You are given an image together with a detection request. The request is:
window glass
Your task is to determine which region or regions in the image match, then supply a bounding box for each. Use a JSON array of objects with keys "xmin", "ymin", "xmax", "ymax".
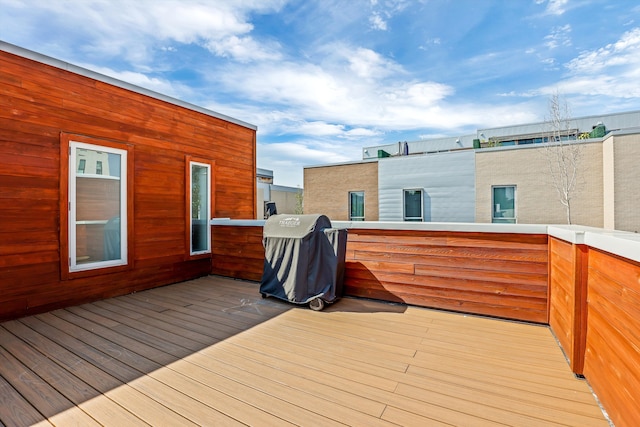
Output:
[
  {"xmin": 492, "ymin": 186, "xmax": 516, "ymax": 223},
  {"xmin": 349, "ymin": 191, "xmax": 365, "ymax": 221},
  {"xmin": 404, "ymin": 189, "xmax": 423, "ymax": 221},
  {"xmin": 191, "ymin": 162, "xmax": 210, "ymax": 254},
  {"xmin": 69, "ymin": 142, "xmax": 127, "ymax": 271}
]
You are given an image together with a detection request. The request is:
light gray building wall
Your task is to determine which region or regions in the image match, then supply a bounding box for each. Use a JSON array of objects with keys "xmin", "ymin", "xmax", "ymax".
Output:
[{"xmin": 378, "ymin": 150, "xmax": 475, "ymax": 222}]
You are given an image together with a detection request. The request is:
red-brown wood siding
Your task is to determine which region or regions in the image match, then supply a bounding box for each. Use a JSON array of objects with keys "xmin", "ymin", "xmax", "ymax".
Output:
[
  {"xmin": 0, "ymin": 49, "xmax": 256, "ymax": 320},
  {"xmin": 583, "ymin": 248, "xmax": 640, "ymax": 427},
  {"xmin": 548, "ymin": 237, "xmax": 588, "ymax": 374},
  {"xmin": 345, "ymin": 229, "xmax": 549, "ymax": 323},
  {"xmin": 211, "ymin": 225, "xmax": 264, "ymax": 282}
]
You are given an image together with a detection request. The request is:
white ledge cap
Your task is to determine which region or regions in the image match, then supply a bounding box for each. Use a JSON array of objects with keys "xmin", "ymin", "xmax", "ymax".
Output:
[
  {"xmin": 331, "ymin": 221, "xmax": 548, "ymax": 234},
  {"xmin": 548, "ymin": 225, "xmax": 640, "ymax": 263},
  {"xmin": 584, "ymin": 230, "xmax": 640, "ymax": 263}
]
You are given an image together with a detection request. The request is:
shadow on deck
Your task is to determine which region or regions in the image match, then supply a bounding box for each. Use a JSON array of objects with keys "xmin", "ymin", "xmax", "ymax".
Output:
[{"xmin": 0, "ymin": 275, "xmax": 608, "ymax": 426}]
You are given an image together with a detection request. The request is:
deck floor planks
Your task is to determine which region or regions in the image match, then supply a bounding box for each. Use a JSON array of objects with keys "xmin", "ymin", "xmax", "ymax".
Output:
[
  {"xmin": 0, "ymin": 354, "xmax": 56, "ymax": 427},
  {"xmin": 166, "ymin": 353, "xmax": 393, "ymax": 426},
  {"xmin": 18, "ymin": 315, "xmax": 257, "ymax": 425},
  {"xmin": 215, "ymin": 336, "xmax": 528, "ymax": 426},
  {"xmin": 120, "ymin": 292, "xmax": 252, "ymax": 335},
  {"xmin": 0, "ymin": 333, "xmax": 104, "ymax": 426},
  {"xmin": 188, "ymin": 346, "xmax": 388, "ymax": 419},
  {"xmin": 397, "ymin": 376, "xmax": 605, "ymax": 424},
  {"xmin": 228, "ymin": 310, "xmax": 599, "ymax": 425},
  {"xmin": 3, "ymin": 317, "xmax": 200, "ymax": 427},
  {"xmin": 0, "ymin": 275, "xmax": 609, "ymax": 426}
]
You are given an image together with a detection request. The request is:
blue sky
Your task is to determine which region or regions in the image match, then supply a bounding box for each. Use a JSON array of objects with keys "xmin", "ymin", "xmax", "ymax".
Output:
[{"xmin": 2, "ymin": 0, "xmax": 640, "ymax": 187}]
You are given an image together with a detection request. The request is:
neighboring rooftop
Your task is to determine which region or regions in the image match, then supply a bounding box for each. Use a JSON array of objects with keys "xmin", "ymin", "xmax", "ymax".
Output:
[{"xmin": 362, "ymin": 109, "xmax": 640, "ymax": 159}]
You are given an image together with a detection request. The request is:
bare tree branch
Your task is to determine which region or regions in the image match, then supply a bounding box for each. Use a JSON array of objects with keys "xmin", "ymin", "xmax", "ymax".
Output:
[{"xmin": 543, "ymin": 92, "xmax": 582, "ymax": 224}]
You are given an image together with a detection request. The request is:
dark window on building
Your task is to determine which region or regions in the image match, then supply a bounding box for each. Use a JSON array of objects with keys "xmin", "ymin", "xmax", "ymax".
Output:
[
  {"xmin": 403, "ymin": 189, "xmax": 423, "ymax": 221},
  {"xmin": 349, "ymin": 191, "xmax": 365, "ymax": 221},
  {"xmin": 492, "ymin": 185, "xmax": 516, "ymax": 223}
]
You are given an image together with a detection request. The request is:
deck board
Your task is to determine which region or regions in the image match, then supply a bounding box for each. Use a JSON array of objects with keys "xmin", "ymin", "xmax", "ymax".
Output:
[{"xmin": 0, "ymin": 275, "xmax": 609, "ymax": 426}]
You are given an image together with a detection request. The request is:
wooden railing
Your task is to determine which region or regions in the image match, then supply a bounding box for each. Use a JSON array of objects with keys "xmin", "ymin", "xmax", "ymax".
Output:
[
  {"xmin": 210, "ymin": 219, "xmax": 640, "ymax": 427},
  {"xmin": 336, "ymin": 223, "xmax": 549, "ymax": 323},
  {"xmin": 547, "ymin": 226, "xmax": 640, "ymax": 427}
]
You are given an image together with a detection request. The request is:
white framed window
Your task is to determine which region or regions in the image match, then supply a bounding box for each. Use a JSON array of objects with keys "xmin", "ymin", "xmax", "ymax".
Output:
[
  {"xmin": 190, "ymin": 161, "xmax": 211, "ymax": 255},
  {"xmin": 69, "ymin": 141, "xmax": 127, "ymax": 271},
  {"xmin": 492, "ymin": 185, "xmax": 516, "ymax": 223},
  {"xmin": 403, "ymin": 189, "xmax": 423, "ymax": 222},
  {"xmin": 349, "ymin": 191, "xmax": 365, "ymax": 221}
]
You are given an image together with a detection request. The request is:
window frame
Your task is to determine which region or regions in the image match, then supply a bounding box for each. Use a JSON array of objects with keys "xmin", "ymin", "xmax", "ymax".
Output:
[
  {"xmin": 403, "ymin": 189, "xmax": 424, "ymax": 222},
  {"xmin": 60, "ymin": 133, "xmax": 134, "ymax": 280},
  {"xmin": 491, "ymin": 185, "xmax": 517, "ymax": 224},
  {"xmin": 185, "ymin": 156, "xmax": 215, "ymax": 258},
  {"xmin": 348, "ymin": 191, "xmax": 365, "ymax": 221}
]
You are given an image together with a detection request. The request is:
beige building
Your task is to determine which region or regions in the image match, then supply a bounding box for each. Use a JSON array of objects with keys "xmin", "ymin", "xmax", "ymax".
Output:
[
  {"xmin": 475, "ymin": 132, "xmax": 639, "ymax": 231},
  {"xmin": 304, "ymin": 161, "xmax": 378, "ymax": 221},
  {"xmin": 475, "ymin": 141, "xmax": 604, "ymax": 227},
  {"xmin": 603, "ymin": 131, "xmax": 640, "ymax": 232}
]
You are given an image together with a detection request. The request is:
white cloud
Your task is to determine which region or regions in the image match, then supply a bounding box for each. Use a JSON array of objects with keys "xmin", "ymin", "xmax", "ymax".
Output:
[
  {"xmin": 221, "ymin": 61, "xmax": 456, "ymax": 128},
  {"xmin": 203, "ymin": 38, "xmax": 548, "ymax": 146},
  {"xmin": 368, "ymin": 0, "xmax": 414, "ymax": 31},
  {"xmin": 346, "ymin": 47, "xmax": 404, "ymax": 80},
  {"xmin": 566, "ymin": 27, "xmax": 640, "ymax": 74},
  {"xmin": 260, "ymin": 141, "xmax": 353, "ymax": 165},
  {"xmin": 419, "ymin": 38, "xmax": 441, "ymax": 50},
  {"xmin": 369, "ymin": 12, "xmax": 387, "ymax": 30},
  {"xmin": 526, "ymin": 27, "xmax": 640, "ymax": 106},
  {"xmin": 542, "ymin": 58, "xmax": 557, "ymax": 68},
  {"xmin": 544, "ymin": 0, "xmax": 569, "ymax": 16},
  {"xmin": 77, "ymin": 63, "xmax": 189, "ymax": 98},
  {"xmin": 344, "ymin": 127, "xmax": 381, "ymax": 138},
  {"xmin": 554, "ymin": 27, "xmax": 640, "ymax": 98},
  {"xmin": 1, "ymin": 0, "xmax": 286, "ymax": 63},
  {"xmin": 291, "ymin": 121, "xmax": 347, "ymax": 137},
  {"xmin": 226, "ymin": 62, "xmax": 351, "ymax": 112},
  {"xmin": 257, "ymin": 140, "xmax": 362, "ymax": 186},
  {"xmin": 205, "ymin": 35, "xmax": 282, "ymax": 63},
  {"xmin": 544, "ymin": 24, "xmax": 572, "ymax": 50},
  {"xmin": 560, "ymin": 75, "xmax": 640, "ymax": 98}
]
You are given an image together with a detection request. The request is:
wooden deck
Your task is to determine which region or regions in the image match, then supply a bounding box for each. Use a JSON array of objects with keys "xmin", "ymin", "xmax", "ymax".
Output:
[{"xmin": 0, "ymin": 276, "xmax": 608, "ymax": 426}]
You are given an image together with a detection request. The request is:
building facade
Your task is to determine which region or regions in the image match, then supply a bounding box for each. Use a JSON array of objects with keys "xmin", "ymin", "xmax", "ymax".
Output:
[
  {"xmin": 304, "ymin": 161, "xmax": 378, "ymax": 221},
  {"xmin": 378, "ymin": 150, "xmax": 475, "ymax": 222},
  {"xmin": 256, "ymin": 168, "xmax": 302, "ymax": 218},
  {"xmin": 475, "ymin": 141, "xmax": 604, "ymax": 226},
  {"xmin": 304, "ymin": 111, "xmax": 640, "ymax": 232}
]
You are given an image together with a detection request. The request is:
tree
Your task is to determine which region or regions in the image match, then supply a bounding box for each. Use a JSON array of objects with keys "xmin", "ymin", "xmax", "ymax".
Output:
[
  {"xmin": 294, "ymin": 187, "xmax": 304, "ymax": 214},
  {"xmin": 544, "ymin": 93, "xmax": 582, "ymax": 225}
]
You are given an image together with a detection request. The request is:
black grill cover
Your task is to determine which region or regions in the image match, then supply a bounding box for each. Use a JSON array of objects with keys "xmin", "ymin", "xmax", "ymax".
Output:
[{"xmin": 261, "ymin": 214, "xmax": 346, "ymax": 304}]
